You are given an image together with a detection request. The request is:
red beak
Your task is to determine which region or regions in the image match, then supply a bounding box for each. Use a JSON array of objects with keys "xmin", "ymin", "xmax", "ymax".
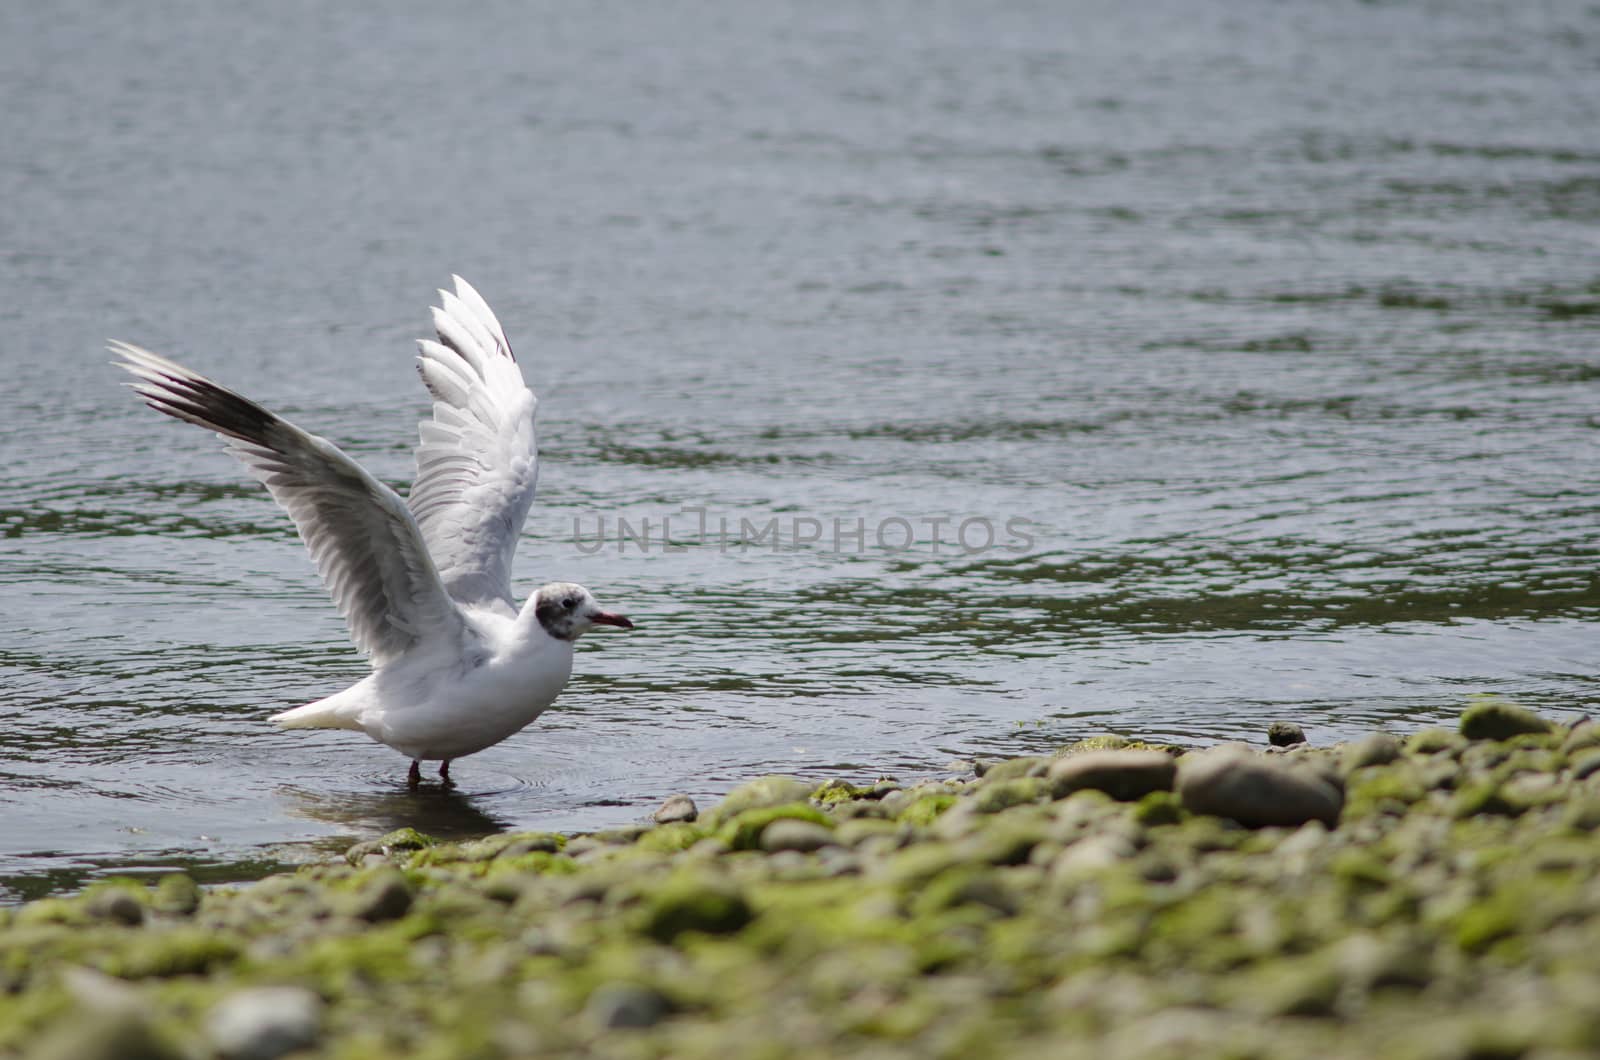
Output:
[{"xmin": 592, "ymin": 611, "xmax": 634, "ymax": 630}]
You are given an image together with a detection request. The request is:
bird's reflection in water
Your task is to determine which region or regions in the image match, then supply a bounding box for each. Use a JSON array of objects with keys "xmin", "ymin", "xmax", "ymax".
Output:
[{"xmin": 280, "ymin": 782, "xmax": 514, "ymax": 844}]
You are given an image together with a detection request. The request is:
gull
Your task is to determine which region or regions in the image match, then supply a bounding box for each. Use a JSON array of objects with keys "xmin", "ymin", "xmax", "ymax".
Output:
[{"xmin": 112, "ymin": 276, "xmax": 633, "ymax": 788}]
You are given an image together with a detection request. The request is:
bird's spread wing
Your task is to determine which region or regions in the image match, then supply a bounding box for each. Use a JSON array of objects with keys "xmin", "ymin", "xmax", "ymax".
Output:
[
  {"xmin": 113, "ymin": 341, "xmax": 466, "ymax": 664},
  {"xmin": 408, "ymin": 276, "xmax": 539, "ymax": 614}
]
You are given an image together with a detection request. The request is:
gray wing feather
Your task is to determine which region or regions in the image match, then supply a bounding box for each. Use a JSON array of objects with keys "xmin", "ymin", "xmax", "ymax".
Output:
[
  {"xmin": 409, "ymin": 277, "xmax": 539, "ymax": 613},
  {"xmin": 112, "ymin": 341, "xmax": 465, "ymax": 664}
]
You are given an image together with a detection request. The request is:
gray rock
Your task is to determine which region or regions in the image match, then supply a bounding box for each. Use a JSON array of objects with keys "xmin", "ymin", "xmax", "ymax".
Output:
[
  {"xmin": 653, "ymin": 794, "xmax": 699, "ymax": 824},
  {"xmin": 583, "ymin": 983, "xmax": 671, "ymax": 1030},
  {"xmin": 1178, "ymin": 749, "xmax": 1343, "ymax": 828},
  {"xmin": 347, "ymin": 870, "xmax": 413, "ymax": 922},
  {"xmin": 1046, "ymin": 750, "xmax": 1177, "ymax": 801},
  {"xmin": 207, "ymin": 986, "xmax": 323, "ymax": 1060},
  {"xmin": 1344, "ymin": 732, "xmax": 1402, "ymax": 771},
  {"xmin": 85, "ymin": 887, "xmax": 145, "ymax": 926},
  {"xmin": 1267, "ymin": 722, "xmax": 1307, "ymax": 747},
  {"xmin": 759, "ymin": 818, "xmax": 840, "ymax": 853}
]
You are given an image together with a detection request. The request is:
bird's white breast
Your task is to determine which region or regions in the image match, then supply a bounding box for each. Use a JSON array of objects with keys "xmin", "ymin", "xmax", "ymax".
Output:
[{"xmin": 364, "ymin": 617, "xmax": 575, "ymax": 761}]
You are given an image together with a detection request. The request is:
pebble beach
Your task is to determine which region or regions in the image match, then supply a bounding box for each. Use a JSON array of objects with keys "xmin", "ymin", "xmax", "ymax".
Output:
[{"xmin": 6, "ymin": 700, "xmax": 1600, "ymax": 1059}]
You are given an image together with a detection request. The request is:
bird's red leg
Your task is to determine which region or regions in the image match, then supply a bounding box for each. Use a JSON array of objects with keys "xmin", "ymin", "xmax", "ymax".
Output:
[
  {"xmin": 439, "ymin": 760, "xmax": 453, "ymax": 786},
  {"xmin": 407, "ymin": 760, "xmax": 421, "ymax": 788}
]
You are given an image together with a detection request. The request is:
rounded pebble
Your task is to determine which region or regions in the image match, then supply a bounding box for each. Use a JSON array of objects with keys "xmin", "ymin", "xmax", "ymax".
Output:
[
  {"xmin": 653, "ymin": 794, "xmax": 699, "ymax": 824},
  {"xmin": 207, "ymin": 986, "xmax": 323, "ymax": 1060},
  {"xmin": 759, "ymin": 818, "xmax": 839, "ymax": 853},
  {"xmin": 1046, "ymin": 750, "xmax": 1177, "ymax": 801},
  {"xmin": 1267, "ymin": 722, "xmax": 1307, "ymax": 747},
  {"xmin": 1178, "ymin": 750, "xmax": 1344, "ymax": 828}
]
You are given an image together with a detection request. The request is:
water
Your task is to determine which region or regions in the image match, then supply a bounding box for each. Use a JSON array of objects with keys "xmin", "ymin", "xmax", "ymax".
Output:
[{"xmin": 2, "ymin": 0, "xmax": 1597, "ymax": 900}]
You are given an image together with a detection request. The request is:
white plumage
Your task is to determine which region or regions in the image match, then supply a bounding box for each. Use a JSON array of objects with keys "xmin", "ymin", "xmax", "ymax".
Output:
[{"xmin": 113, "ymin": 277, "xmax": 632, "ymax": 786}]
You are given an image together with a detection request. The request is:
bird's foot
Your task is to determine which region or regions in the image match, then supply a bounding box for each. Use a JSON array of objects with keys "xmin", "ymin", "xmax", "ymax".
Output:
[{"xmin": 407, "ymin": 760, "xmax": 421, "ymax": 789}]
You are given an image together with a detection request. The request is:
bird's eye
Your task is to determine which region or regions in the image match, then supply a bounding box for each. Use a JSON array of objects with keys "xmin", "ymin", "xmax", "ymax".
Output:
[{"xmin": 563, "ymin": 596, "xmax": 578, "ymax": 611}]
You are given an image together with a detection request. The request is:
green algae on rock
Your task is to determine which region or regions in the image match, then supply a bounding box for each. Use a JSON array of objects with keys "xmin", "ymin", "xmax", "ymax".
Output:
[{"xmin": 4, "ymin": 709, "xmax": 1600, "ymax": 1058}]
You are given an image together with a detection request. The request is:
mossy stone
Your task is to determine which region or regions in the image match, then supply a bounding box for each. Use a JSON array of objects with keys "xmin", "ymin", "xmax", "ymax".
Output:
[
  {"xmin": 1571, "ymin": 748, "xmax": 1600, "ymax": 781},
  {"xmin": 717, "ymin": 803, "xmax": 832, "ymax": 851},
  {"xmin": 344, "ymin": 827, "xmax": 437, "ymax": 866},
  {"xmin": 1343, "ymin": 732, "xmax": 1402, "ymax": 772},
  {"xmin": 981, "ymin": 756, "xmax": 1050, "ymax": 783},
  {"xmin": 700, "ymin": 776, "xmax": 814, "ymax": 828},
  {"xmin": 759, "ymin": 819, "xmax": 839, "ymax": 853},
  {"xmin": 896, "ymin": 793, "xmax": 957, "ymax": 826},
  {"xmin": 1406, "ymin": 727, "xmax": 1465, "ymax": 756},
  {"xmin": 1456, "ymin": 899, "xmax": 1521, "ymax": 952},
  {"xmin": 1056, "ymin": 735, "xmax": 1131, "ymax": 754},
  {"xmin": 1560, "ymin": 721, "xmax": 1600, "ymax": 754},
  {"xmin": 1460, "ymin": 700, "xmax": 1555, "ymax": 741},
  {"xmin": 973, "ymin": 778, "xmax": 1044, "ymax": 813},
  {"xmin": 345, "ymin": 869, "xmax": 414, "ymax": 922},
  {"xmin": 1267, "ymin": 721, "xmax": 1308, "ymax": 747},
  {"xmin": 83, "ymin": 882, "xmax": 146, "ymax": 926},
  {"xmin": 107, "ymin": 930, "xmax": 239, "ymax": 978},
  {"xmin": 634, "ymin": 875, "xmax": 752, "ymax": 942},
  {"xmin": 1452, "ymin": 781, "xmax": 1527, "ymax": 819},
  {"xmin": 151, "ymin": 874, "xmax": 201, "ymax": 917},
  {"xmin": 1132, "ymin": 790, "xmax": 1185, "ymax": 826},
  {"xmin": 28, "ymin": 1011, "xmax": 185, "ymax": 1060},
  {"xmin": 811, "ymin": 778, "xmax": 874, "ymax": 803},
  {"xmin": 912, "ymin": 867, "xmax": 1018, "ymax": 918}
]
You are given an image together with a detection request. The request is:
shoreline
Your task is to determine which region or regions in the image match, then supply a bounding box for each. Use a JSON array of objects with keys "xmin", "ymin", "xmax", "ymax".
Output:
[{"xmin": 5, "ymin": 699, "xmax": 1599, "ymax": 1058}]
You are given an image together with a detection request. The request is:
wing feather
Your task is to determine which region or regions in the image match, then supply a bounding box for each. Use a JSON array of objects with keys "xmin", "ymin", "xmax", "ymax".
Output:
[
  {"xmin": 112, "ymin": 341, "xmax": 465, "ymax": 664},
  {"xmin": 408, "ymin": 277, "xmax": 538, "ymax": 614}
]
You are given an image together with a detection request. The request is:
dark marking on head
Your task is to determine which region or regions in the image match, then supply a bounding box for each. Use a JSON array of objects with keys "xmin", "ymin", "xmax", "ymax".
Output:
[{"xmin": 535, "ymin": 586, "xmax": 582, "ymax": 641}]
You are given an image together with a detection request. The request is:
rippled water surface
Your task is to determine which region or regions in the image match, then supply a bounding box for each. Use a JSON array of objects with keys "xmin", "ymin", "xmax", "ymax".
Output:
[{"xmin": 3, "ymin": 0, "xmax": 1598, "ymax": 899}]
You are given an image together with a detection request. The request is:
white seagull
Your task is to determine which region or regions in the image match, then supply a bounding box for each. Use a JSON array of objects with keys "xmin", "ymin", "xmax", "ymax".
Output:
[{"xmin": 112, "ymin": 276, "xmax": 633, "ymax": 788}]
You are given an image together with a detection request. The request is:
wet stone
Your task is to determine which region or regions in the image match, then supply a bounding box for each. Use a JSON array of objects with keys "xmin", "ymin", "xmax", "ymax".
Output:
[
  {"xmin": 1178, "ymin": 750, "xmax": 1344, "ymax": 828},
  {"xmin": 1267, "ymin": 722, "xmax": 1307, "ymax": 747},
  {"xmin": 207, "ymin": 986, "xmax": 323, "ymax": 1060},
  {"xmin": 1046, "ymin": 750, "xmax": 1177, "ymax": 802},
  {"xmin": 652, "ymin": 794, "xmax": 698, "ymax": 824}
]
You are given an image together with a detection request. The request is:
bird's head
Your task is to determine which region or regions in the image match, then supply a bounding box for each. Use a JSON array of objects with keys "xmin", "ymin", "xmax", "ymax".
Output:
[{"xmin": 532, "ymin": 582, "xmax": 633, "ymax": 641}]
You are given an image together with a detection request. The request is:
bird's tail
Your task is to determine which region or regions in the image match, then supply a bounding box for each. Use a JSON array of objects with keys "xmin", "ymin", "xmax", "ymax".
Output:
[{"xmin": 270, "ymin": 690, "xmax": 363, "ymax": 731}]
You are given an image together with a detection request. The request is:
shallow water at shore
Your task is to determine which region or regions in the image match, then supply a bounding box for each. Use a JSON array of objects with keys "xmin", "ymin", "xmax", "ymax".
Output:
[{"xmin": 2, "ymin": 0, "xmax": 1598, "ymax": 898}]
